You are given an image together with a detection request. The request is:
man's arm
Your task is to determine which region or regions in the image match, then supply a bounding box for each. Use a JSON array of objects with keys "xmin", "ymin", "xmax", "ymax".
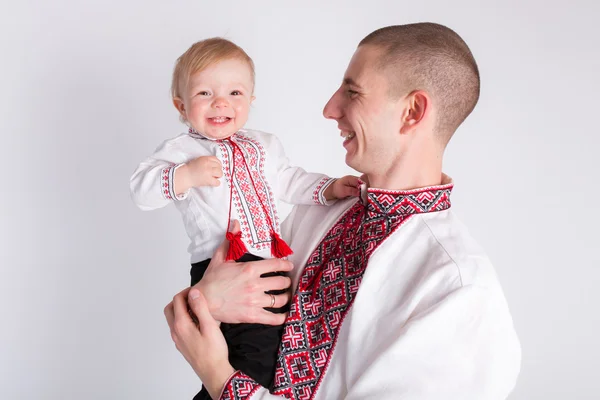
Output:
[
  {"xmin": 216, "ymin": 285, "xmax": 520, "ymax": 400},
  {"xmin": 342, "ymin": 284, "xmax": 521, "ymax": 400}
]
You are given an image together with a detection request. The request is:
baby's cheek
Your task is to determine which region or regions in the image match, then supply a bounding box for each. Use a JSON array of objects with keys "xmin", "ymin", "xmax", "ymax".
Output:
[{"xmin": 234, "ymin": 104, "xmax": 250, "ymax": 116}]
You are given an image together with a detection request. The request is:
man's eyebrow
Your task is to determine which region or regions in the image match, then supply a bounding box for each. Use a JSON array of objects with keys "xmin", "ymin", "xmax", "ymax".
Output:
[{"xmin": 343, "ymin": 77, "xmax": 361, "ymax": 88}]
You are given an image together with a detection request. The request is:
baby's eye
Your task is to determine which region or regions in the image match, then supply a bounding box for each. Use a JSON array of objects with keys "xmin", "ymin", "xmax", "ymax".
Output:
[
  {"xmin": 197, "ymin": 91, "xmax": 210, "ymax": 96},
  {"xmin": 231, "ymin": 90, "xmax": 242, "ymax": 96}
]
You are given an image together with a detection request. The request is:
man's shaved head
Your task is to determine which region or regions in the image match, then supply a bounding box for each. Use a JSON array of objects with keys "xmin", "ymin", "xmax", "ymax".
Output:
[{"xmin": 360, "ymin": 23, "xmax": 480, "ymax": 142}]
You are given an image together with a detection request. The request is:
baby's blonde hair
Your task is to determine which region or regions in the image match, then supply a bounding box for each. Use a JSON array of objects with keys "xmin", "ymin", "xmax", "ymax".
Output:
[{"xmin": 171, "ymin": 37, "xmax": 255, "ymax": 100}]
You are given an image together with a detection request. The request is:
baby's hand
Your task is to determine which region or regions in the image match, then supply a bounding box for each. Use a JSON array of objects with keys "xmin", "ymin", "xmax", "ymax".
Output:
[
  {"xmin": 325, "ymin": 175, "xmax": 361, "ymax": 201},
  {"xmin": 174, "ymin": 156, "xmax": 223, "ymax": 194}
]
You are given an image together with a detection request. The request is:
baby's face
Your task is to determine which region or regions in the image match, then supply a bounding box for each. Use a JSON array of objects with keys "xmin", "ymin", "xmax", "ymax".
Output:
[{"xmin": 178, "ymin": 58, "xmax": 254, "ymax": 139}]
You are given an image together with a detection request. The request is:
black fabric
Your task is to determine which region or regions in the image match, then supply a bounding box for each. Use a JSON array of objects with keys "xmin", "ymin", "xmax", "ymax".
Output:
[{"xmin": 190, "ymin": 254, "xmax": 287, "ymax": 400}]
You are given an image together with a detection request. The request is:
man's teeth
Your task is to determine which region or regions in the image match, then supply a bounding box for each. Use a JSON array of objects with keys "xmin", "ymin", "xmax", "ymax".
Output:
[{"xmin": 344, "ymin": 132, "xmax": 355, "ymax": 140}]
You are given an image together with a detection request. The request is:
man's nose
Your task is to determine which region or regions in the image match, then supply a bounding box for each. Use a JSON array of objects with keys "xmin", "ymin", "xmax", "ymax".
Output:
[{"xmin": 323, "ymin": 89, "xmax": 342, "ymax": 120}]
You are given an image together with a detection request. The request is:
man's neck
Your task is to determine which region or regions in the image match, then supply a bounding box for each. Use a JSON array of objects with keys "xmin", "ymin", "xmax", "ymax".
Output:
[{"xmin": 367, "ymin": 146, "xmax": 444, "ymax": 191}]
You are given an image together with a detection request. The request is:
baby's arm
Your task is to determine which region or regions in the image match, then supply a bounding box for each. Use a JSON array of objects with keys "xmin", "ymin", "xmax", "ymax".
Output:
[
  {"xmin": 129, "ymin": 139, "xmax": 189, "ymax": 210},
  {"xmin": 130, "ymin": 139, "xmax": 222, "ymax": 210},
  {"xmin": 272, "ymin": 137, "xmax": 359, "ymax": 205}
]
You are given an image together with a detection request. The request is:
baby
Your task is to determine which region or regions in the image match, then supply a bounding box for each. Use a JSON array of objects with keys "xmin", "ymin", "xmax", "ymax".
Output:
[{"xmin": 130, "ymin": 38, "xmax": 358, "ymax": 399}]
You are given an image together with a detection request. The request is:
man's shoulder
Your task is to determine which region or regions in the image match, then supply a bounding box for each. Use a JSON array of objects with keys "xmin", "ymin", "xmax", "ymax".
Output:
[
  {"xmin": 415, "ymin": 210, "xmax": 499, "ymax": 288},
  {"xmin": 369, "ymin": 210, "xmax": 512, "ymax": 330}
]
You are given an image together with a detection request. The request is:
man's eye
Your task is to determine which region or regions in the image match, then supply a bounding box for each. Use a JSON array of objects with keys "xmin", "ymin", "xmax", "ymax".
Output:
[
  {"xmin": 347, "ymin": 89, "xmax": 358, "ymax": 97},
  {"xmin": 231, "ymin": 90, "xmax": 242, "ymax": 96}
]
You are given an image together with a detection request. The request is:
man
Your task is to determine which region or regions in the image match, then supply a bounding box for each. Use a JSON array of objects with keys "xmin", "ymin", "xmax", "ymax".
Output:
[{"xmin": 165, "ymin": 22, "xmax": 521, "ymax": 400}]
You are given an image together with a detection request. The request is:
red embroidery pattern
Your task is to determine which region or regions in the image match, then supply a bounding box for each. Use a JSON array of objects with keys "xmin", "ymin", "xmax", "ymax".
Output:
[
  {"xmin": 221, "ymin": 372, "xmax": 262, "ymax": 400},
  {"xmin": 312, "ymin": 177, "xmax": 334, "ymax": 205},
  {"xmin": 221, "ymin": 185, "xmax": 453, "ymax": 400},
  {"xmin": 161, "ymin": 164, "xmax": 176, "ymax": 200},
  {"xmin": 219, "ymin": 134, "xmax": 280, "ymax": 251}
]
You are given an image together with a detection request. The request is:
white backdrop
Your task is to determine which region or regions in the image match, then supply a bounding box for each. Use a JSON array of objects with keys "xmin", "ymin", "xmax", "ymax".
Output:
[{"xmin": 1, "ymin": 1, "xmax": 598, "ymax": 399}]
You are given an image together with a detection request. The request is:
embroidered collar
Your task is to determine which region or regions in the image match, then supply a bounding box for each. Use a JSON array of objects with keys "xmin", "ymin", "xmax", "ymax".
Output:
[
  {"xmin": 188, "ymin": 127, "xmax": 239, "ymax": 141},
  {"xmin": 362, "ymin": 174, "xmax": 454, "ymax": 218}
]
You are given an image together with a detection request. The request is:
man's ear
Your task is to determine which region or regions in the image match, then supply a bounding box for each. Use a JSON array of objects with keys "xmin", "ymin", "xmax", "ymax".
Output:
[
  {"xmin": 173, "ymin": 97, "xmax": 186, "ymax": 119},
  {"xmin": 400, "ymin": 90, "xmax": 429, "ymax": 134}
]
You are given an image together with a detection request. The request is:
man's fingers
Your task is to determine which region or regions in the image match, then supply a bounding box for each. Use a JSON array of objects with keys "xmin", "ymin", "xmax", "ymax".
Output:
[
  {"xmin": 263, "ymin": 291, "xmax": 291, "ymax": 309},
  {"xmin": 259, "ymin": 275, "xmax": 292, "ymax": 292},
  {"xmin": 254, "ymin": 258, "xmax": 293, "ymax": 276},
  {"xmin": 188, "ymin": 289, "xmax": 218, "ymax": 333},
  {"xmin": 172, "ymin": 288, "xmax": 192, "ymax": 322},
  {"xmin": 168, "ymin": 288, "xmax": 197, "ymax": 340},
  {"xmin": 164, "ymin": 302, "xmax": 175, "ymax": 331}
]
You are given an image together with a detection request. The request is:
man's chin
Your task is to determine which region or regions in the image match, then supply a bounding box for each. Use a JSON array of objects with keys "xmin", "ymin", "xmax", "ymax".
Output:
[{"xmin": 345, "ymin": 154, "xmax": 360, "ymax": 171}]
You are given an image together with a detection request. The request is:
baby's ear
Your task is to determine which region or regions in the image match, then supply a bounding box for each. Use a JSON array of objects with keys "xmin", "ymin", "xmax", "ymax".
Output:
[
  {"xmin": 172, "ymin": 97, "xmax": 186, "ymax": 117},
  {"xmin": 251, "ymin": 95, "xmax": 256, "ymax": 103}
]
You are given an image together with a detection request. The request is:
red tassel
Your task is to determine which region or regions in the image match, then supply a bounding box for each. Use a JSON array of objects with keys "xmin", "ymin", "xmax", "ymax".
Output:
[
  {"xmin": 226, "ymin": 231, "xmax": 247, "ymax": 261},
  {"xmin": 271, "ymin": 232, "xmax": 293, "ymax": 258}
]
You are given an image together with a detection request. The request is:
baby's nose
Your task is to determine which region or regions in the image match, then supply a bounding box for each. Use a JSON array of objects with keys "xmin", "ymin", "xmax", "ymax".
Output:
[{"xmin": 212, "ymin": 96, "xmax": 229, "ymax": 108}]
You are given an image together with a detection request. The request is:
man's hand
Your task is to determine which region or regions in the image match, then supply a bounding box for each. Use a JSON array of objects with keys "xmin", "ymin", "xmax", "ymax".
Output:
[
  {"xmin": 324, "ymin": 175, "xmax": 361, "ymax": 201},
  {"xmin": 165, "ymin": 288, "xmax": 235, "ymax": 399},
  {"xmin": 174, "ymin": 156, "xmax": 223, "ymax": 195},
  {"xmin": 196, "ymin": 221, "xmax": 293, "ymax": 325}
]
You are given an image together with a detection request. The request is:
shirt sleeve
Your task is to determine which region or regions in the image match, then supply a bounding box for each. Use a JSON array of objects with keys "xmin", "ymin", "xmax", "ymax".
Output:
[
  {"xmin": 271, "ymin": 136, "xmax": 336, "ymax": 206},
  {"xmin": 218, "ymin": 372, "xmax": 279, "ymax": 400},
  {"xmin": 342, "ymin": 285, "xmax": 521, "ymax": 400},
  {"xmin": 129, "ymin": 138, "xmax": 191, "ymax": 210}
]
